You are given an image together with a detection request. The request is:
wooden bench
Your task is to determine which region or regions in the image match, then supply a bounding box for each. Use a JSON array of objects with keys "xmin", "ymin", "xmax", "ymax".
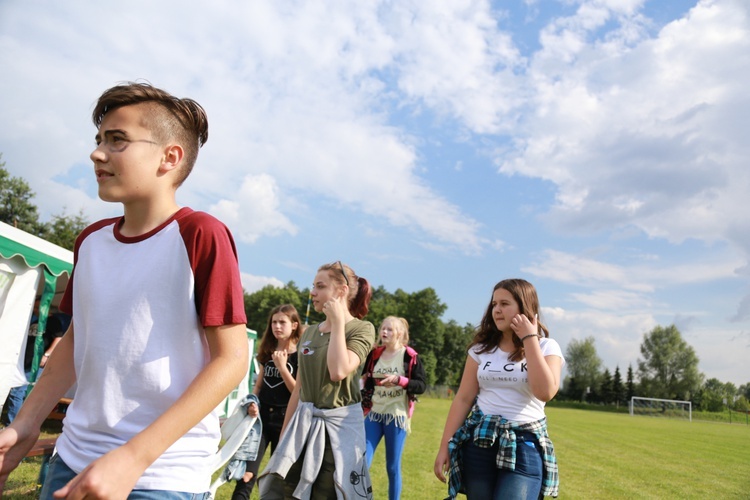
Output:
[
  {"xmin": 25, "ymin": 437, "xmax": 58, "ymax": 458},
  {"xmin": 48, "ymin": 398, "xmax": 72, "ymax": 421}
]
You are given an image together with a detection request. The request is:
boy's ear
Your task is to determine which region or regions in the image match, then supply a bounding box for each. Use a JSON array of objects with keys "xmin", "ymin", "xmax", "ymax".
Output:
[{"xmin": 160, "ymin": 144, "xmax": 184, "ymax": 173}]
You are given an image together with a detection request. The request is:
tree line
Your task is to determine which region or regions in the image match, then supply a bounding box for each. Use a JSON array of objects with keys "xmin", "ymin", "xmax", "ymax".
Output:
[{"xmin": 561, "ymin": 325, "xmax": 750, "ymax": 413}]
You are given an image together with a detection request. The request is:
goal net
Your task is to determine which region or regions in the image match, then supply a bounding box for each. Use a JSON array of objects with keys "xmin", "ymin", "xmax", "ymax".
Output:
[{"xmin": 630, "ymin": 396, "xmax": 692, "ymax": 422}]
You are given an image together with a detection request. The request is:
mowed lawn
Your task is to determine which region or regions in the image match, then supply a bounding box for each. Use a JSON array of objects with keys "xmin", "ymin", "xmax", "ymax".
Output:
[{"xmin": 4, "ymin": 398, "xmax": 749, "ymax": 499}]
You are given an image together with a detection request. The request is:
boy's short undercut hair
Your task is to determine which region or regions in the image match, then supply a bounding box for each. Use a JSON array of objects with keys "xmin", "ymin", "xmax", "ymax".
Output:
[{"xmin": 93, "ymin": 82, "xmax": 209, "ymax": 186}]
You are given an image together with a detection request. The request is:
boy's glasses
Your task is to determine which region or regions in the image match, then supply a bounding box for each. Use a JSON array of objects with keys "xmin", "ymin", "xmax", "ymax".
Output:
[
  {"xmin": 96, "ymin": 137, "xmax": 158, "ymax": 153},
  {"xmin": 337, "ymin": 260, "xmax": 349, "ymax": 287}
]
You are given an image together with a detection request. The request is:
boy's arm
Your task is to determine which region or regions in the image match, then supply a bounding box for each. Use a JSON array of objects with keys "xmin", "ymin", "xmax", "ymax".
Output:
[
  {"xmin": 0, "ymin": 324, "xmax": 77, "ymax": 493},
  {"xmin": 53, "ymin": 323, "xmax": 249, "ymax": 500}
]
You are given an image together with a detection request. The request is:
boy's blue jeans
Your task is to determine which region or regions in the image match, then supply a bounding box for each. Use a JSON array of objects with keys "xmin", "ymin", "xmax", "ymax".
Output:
[
  {"xmin": 364, "ymin": 416, "xmax": 408, "ymax": 500},
  {"xmin": 461, "ymin": 431, "xmax": 543, "ymax": 500},
  {"xmin": 40, "ymin": 453, "xmax": 210, "ymax": 500},
  {"xmin": 4, "ymin": 385, "xmax": 27, "ymax": 424}
]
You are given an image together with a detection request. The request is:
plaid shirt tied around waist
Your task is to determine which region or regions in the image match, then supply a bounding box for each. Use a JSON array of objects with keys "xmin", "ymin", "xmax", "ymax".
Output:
[{"xmin": 446, "ymin": 404, "xmax": 559, "ymax": 499}]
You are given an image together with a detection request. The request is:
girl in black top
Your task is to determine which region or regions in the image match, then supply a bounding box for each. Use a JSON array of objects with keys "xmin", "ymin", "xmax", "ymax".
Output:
[{"xmin": 232, "ymin": 304, "xmax": 302, "ymax": 500}]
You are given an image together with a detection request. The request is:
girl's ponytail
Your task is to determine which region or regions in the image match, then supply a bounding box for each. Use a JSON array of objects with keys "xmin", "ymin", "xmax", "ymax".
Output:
[{"xmin": 349, "ymin": 276, "xmax": 372, "ymax": 319}]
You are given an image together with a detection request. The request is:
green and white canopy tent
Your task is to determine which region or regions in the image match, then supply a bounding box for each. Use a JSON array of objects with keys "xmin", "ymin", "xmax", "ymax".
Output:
[{"xmin": 0, "ymin": 221, "xmax": 73, "ymax": 408}]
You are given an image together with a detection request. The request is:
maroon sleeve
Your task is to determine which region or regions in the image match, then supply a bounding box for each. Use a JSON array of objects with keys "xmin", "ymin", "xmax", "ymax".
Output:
[{"xmin": 177, "ymin": 211, "xmax": 247, "ymax": 327}]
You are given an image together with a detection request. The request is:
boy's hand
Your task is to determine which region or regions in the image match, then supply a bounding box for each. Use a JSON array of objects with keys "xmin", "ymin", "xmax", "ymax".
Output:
[
  {"xmin": 0, "ymin": 424, "xmax": 41, "ymax": 493},
  {"xmin": 53, "ymin": 445, "xmax": 145, "ymax": 500},
  {"xmin": 247, "ymin": 402, "xmax": 259, "ymax": 418}
]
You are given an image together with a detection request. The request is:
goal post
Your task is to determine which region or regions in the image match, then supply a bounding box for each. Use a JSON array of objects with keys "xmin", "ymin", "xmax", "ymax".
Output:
[{"xmin": 629, "ymin": 396, "xmax": 692, "ymax": 422}]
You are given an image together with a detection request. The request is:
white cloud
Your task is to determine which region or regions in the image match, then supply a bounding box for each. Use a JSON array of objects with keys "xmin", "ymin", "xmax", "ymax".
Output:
[
  {"xmin": 502, "ymin": 0, "xmax": 750, "ymax": 252},
  {"xmin": 240, "ymin": 272, "xmax": 284, "ymax": 294},
  {"xmin": 729, "ymin": 292, "xmax": 750, "ymax": 322},
  {"xmin": 523, "ymin": 250, "xmax": 654, "ymax": 292},
  {"xmin": 570, "ymin": 289, "xmax": 654, "ymax": 311},
  {"xmin": 677, "ymin": 323, "xmax": 750, "ymax": 385},
  {"xmin": 384, "ymin": 1, "xmax": 526, "ymax": 134},
  {"xmin": 209, "ymin": 174, "xmax": 298, "ymax": 245},
  {"xmin": 543, "ymin": 305, "xmax": 655, "ymax": 374},
  {"xmin": 525, "ymin": 249, "xmax": 743, "ymax": 291},
  {"xmin": 0, "ymin": 0, "xmax": 487, "ymax": 254}
]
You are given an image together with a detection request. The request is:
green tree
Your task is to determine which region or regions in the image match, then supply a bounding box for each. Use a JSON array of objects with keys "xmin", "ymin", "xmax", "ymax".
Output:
[
  {"xmin": 563, "ymin": 337, "xmax": 602, "ymax": 401},
  {"xmin": 400, "ymin": 287, "xmax": 446, "ymax": 384},
  {"xmin": 612, "ymin": 365, "xmax": 624, "ymax": 407},
  {"xmin": 626, "ymin": 364, "xmax": 636, "ymax": 402},
  {"xmin": 738, "ymin": 383, "xmax": 750, "ymax": 401},
  {"xmin": 42, "ymin": 209, "xmax": 89, "ymax": 250},
  {"xmin": 600, "ymin": 368, "xmax": 614, "ymax": 404},
  {"xmin": 243, "ymin": 282, "xmax": 304, "ymax": 333},
  {"xmin": 0, "ymin": 155, "xmax": 44, "ymax": 234},
  {"xmin": 402, "ymin": 287, "xmax": 447, "ymax": 355},
  {"xmin": 697, "ymin": 378, "xmax": 736, "ymax": 412},
  {"xmin": 366, "ymin": 285, "xmax": 449, "ymax": 384},
  {"xmin": 637, "ymin": 324, "xmax": 703, "ymax": 401},
  {"xmin": 436, "ymin": 320, "xmax": 474, "ymax": 386},
  {"xmin": 366, "ymin": 285, "xmax": 401, "ymax": 327},
  {"xmin": 734, "ymin": 396, "xmax": 749, "ymax": 412}
]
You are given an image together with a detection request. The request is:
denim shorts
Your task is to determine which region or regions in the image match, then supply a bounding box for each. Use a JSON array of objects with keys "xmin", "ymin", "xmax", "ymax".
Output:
[{"xmin": 40, "ymin": 453, "xmax": 210, "ymax": 500}]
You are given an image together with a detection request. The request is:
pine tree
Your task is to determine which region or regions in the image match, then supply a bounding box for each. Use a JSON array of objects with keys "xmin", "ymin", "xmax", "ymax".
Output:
[
  {"xmin": 626, "ymin": 364, "xmax": 636, "ymax": 402},
  {"xmin": 601, "ymin": 368, "xmax": 614, "ymax": 404},
  {"xmin": 613, "ymin": 365, "xmax": 624, "ymax": 407}
]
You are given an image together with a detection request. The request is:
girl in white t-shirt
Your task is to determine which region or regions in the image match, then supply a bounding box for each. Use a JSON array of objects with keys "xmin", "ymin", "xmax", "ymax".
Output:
[{"xmin": 434, "ymin": 279, "xmax": 565, "ymax": 499}]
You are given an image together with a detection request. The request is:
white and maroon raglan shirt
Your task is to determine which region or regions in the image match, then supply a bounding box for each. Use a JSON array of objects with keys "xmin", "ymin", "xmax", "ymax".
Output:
[{"xmin": 57, "ymin": 207, "xmax": 247, "ymax": 492}]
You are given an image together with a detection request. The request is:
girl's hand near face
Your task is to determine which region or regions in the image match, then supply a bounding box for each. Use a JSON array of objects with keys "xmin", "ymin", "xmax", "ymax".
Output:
[
  {"xmin": 510, "ymin": 313, "xmax": 537, "ymax": 338},
  {"xmin": 322, "ymin": 292, "xmax": 348, "ymax": 325}
]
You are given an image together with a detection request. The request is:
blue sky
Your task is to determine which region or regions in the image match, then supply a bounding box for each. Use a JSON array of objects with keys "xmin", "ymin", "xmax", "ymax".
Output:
[{"xmin": 1, "ymin": 0, "xmax": 748, "ymax": 387}]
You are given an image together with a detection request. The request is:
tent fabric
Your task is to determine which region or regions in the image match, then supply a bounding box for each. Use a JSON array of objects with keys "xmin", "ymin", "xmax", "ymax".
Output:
[
  {"xmin": 0, "ymin": 222, "xmax": 73, "ymax": 409},
  {"xmin": 0, "ymin": 258, "xmax": 42, "ymax": 404},
  {"xmin": 0, "ymin": 222, "xmax": 73, "ymax": 277}
]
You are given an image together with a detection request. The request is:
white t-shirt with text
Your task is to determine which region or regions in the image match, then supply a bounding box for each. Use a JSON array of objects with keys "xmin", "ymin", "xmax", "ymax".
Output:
[{"xmin": 469, "ymin": 337, "xmax": 565, "ymax": 422}]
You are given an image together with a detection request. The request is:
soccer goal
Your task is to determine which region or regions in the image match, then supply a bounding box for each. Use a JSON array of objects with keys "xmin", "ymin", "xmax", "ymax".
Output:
[{"xmin": 630, "ymin": 396, "xmax": 692, "ymax": 422}]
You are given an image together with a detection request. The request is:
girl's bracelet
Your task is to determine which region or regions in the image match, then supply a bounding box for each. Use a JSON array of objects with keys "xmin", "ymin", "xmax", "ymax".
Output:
[{"xmin": 519, "ymin": 333, "xmax": 541, "ymax": 343}]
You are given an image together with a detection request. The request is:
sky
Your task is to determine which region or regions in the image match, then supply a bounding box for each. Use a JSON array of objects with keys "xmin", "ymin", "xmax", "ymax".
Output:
[{"xmin": 1, "ymin": 0, "xmax": 748, "ymax": 387}]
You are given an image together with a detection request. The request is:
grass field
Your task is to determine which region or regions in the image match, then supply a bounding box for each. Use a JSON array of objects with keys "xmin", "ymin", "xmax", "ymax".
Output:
[{"xmin": 4, "ymin": 398, "xmax": 749, "ymax": 499}]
